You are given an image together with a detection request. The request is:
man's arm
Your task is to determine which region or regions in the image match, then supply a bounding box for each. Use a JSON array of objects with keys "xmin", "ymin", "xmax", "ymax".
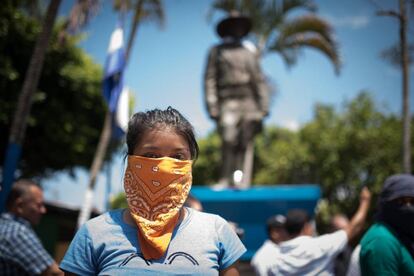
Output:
[
  {"xmin": 249, "ymin": 53, "xmax": 270, "ymax": 118},
  {"xmin": 344, "ymin": 187, "xmax": 371, "ymax": 241}
]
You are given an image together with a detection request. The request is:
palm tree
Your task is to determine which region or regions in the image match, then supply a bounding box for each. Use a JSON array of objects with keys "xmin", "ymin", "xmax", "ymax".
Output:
[
  {"xmin": 77, "ymin": 0, "xmax": 165, "ymax": 226},
  {"xmin": 210, "ymin": 0, "xmax": 340, "ymax": 72},
  {"xmin": 1, "ymin": 0, "xmax": 98, "ymax": 211},
  {"xmin": 114, "ymin": 0, "xmax": 165, "ymax": 61}
]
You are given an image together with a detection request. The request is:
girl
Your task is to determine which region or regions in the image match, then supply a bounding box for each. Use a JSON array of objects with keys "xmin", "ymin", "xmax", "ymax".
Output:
[{"xmin": 60, "ymin": 107, "xmax": 246, "ymax": 275}]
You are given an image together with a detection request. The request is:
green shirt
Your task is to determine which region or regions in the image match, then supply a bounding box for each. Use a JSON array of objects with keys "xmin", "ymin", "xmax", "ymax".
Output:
[{"xmin": 360, "ymin": 223, "xmax": 414, "ymax": 276}]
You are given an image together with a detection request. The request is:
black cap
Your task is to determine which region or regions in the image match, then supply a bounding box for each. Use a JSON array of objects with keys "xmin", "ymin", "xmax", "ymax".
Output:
[{"xmin": 380, "ymin": 174, "xmax": 414, "ymax": 203}]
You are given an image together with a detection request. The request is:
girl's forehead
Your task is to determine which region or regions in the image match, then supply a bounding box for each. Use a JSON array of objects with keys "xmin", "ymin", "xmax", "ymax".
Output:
[
  {"xmin": 143, "ymin": 127, "xmax": 177, "ymax": 137},
  {"xmin": 149, "ymin": 124, "xmax": 174, "ymax": 133},
  {"xmin": 139, "ymin": 128, "xmax": 187, "ymax": 145}
]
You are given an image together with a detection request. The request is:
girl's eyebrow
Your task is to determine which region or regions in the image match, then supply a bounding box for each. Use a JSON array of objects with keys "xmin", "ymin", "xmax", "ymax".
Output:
[
  {"xmin": 175, "ymin": 148, "xmax": 190, "ymax": 152},
  {"xmin": 140, "ymin": 145, "xmax": 158, "ymax": 149},
  {"xmin": 140, "ymin": 145, "xmax": 190, "ymax": 152}
]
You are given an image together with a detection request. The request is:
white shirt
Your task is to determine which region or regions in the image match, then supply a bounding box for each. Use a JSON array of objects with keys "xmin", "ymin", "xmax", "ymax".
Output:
[
  {"xmin": 251, "ymin": 240, "xmax": 280, "ymax": 276},
  {"xmin": 346, "ymin": 244, "xmax": 361, "ymax": 276},
  {"xmin": 269, "ymin": 230, "xmax": 348, "ymax": 276}
]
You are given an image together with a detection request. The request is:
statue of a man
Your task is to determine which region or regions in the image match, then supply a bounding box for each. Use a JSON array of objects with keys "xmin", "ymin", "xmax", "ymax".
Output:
[{"xmin": 204, "ymin": 12, "xmax": 270, "ymax": 187}]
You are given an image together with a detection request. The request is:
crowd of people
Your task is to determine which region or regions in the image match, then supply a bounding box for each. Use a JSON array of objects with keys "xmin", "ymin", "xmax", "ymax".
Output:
[
  {"xmin": 0, "ymin": 107, "xmax": 413, "ymax": 275},
  {"xmin": 251, "ymin": 186, "xmax": 371, "ymax": 275},
  {"xmin": 251, "ymin": 174, "xmax": 414, "ymax": 276}
]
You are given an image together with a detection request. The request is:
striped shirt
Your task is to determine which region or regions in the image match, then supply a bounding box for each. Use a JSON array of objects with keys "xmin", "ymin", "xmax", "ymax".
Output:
[{"xmin": 0, "ymin": 212, "xmax": 53, "ymax": 275}]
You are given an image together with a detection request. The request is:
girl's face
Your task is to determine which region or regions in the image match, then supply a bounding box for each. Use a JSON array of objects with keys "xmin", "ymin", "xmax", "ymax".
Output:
[{"xmin": 133, "ymin": 128, "xmax": 191, "ymax": 161}]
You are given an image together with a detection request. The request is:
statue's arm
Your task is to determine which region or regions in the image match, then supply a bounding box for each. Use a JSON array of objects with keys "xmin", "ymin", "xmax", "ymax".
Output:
[
  {"xmin": 251, "ymin": 56, "xmax": 270, "ymax": 117},
  {"xmin": 204, "ymin": 47, "xmax": 220, "ymax": 120}
]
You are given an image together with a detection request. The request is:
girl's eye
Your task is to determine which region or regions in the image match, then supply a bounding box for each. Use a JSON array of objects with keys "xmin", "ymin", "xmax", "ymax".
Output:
[
  {"xmin": 171, "ymin": 153, "xmax": 187, "ymax": 160},
  {"xmin": 142, "ymin": 153, "xmax": 160, "ymax": 159}
]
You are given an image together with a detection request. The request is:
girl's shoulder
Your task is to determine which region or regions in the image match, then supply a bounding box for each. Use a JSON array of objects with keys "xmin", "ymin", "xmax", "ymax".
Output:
[
  {"xmin": 184, "ymin": 207, "xmax": 229, "ymax": 229},
  {"xmin": 83, "ymin": 209, "xmax": 133, "ymax": 235}
]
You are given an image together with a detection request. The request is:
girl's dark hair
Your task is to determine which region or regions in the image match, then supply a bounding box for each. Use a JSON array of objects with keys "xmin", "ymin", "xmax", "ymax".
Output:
[{"xmin": 126, "ymin": 107, "xmax": 199, "ymax": 160}]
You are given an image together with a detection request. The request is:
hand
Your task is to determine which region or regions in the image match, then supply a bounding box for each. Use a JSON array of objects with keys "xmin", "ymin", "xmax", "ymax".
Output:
[
  {"xmin": 359, "ymin": 187, "xmax": 371, "ymax": 203},
  {"xmin": 209, "ymin": 109, "xmax": 219, "ymax": 120}
]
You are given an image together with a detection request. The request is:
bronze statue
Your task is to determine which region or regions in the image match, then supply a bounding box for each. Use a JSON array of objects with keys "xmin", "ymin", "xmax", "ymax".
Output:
[{"xmin": 204, "ymin": 12, "xmax": 270, "ymax": 187}]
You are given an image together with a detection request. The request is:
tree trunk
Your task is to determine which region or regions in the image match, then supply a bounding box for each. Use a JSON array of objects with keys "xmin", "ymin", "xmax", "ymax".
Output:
[
  {"xmin": 125, "ymin": 0, "xmax": 143, "ymax": 62},
  {"xmin": 1, "ymin": 0, "xmax": 62, "ymax": 211},
  {"xmin": 9, "ymin": 0, "xmax": 61, "ymax": 144},
  {"xmin": 400, "ymin": 0, "xmax": 411, "ymax": 173}
]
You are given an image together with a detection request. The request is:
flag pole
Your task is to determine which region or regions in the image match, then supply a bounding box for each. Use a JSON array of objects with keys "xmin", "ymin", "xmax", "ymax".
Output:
[
  {"xmin": 77, "ymin": 110, "xmax": 112, "ymax": 227},
  {"xmin": 77, "ymin": 16, "xmax": 126, "ymax": 228}
]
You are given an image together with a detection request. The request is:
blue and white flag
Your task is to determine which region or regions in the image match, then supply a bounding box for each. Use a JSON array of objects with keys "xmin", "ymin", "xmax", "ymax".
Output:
[
  {"xmin": 112, "ymin": 86, "xmax": 130, "ymax": 138},
  {"xmin": 103, "ymin": 20, "xmax": 126, "ymax": 113}
]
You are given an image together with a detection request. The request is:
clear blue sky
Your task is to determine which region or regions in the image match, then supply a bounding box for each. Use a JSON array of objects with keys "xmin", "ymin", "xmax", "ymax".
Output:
[{"xmin": 43, "ymin": 0, "xmax": 414, "ymax": 211}]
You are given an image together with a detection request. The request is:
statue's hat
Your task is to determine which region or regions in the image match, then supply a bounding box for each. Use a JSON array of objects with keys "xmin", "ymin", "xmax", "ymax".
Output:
[{"xmin": 216, "ymin": 11, "xmax": 252, "ymax": 38}]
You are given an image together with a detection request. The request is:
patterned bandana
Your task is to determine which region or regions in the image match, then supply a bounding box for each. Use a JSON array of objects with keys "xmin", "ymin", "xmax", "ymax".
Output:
[{"xmin": 124, "ymin": 155, "xmax": 193, "ymax": 260}]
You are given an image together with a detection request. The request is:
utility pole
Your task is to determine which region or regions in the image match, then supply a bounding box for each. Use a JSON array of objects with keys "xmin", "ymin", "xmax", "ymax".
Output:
[{"xmin": 377, "ymin": 0, "xmax": 411, "ymax": 173}]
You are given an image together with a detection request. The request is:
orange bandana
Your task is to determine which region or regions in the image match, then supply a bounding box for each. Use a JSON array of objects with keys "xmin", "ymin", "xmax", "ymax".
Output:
[{"xmin": 124, "ymin": 155, "xmax": 192, "ymax": 260}]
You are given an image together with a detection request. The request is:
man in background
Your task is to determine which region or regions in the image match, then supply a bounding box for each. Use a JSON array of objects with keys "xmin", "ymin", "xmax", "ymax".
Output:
[
  {"xmin": 0, "ymin": 179, "xmax": 62, "ymax": 275},
  {"xmin": 251, "ymin": 214, "xmax": 287, "ymax": 275},
  {"xmin": 268, "ymin": 187, "xmax": 371, "ymax": 275}
]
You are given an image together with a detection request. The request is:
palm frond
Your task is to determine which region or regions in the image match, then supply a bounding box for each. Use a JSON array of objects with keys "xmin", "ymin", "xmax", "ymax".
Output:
[
  {"xmin": 58, "ymin": 0, "xmax": 100, "ymax": 45},
  {"xmin": 211, "ymin": 0, "xmax": 240, "ymax": 12},
  {"xmin": 208, "ymin": 0, "xmax": 319, "ymax": 49},
  {"xmin": 272, "ymin": 33, "xmax": 341, "ymax": 74},
  {"xmin": 381, "ymin": 43, "xmax": 414, "ymax": 67},
  {"xmin": 242, "ymin": 0, "xmax": 283, "ymax": 40},
  {"xmin": 113, "ymin": 0, "xmax": 165, "ymax": 27},
  {"xmin": 138, "ymin": 0, "xmax": 165, "ymax": 28},
  {"xmin": 282, "ymin": 0, "xmax": 316, "ymax": 14},
  {"xmin": 66, "ymin": 0, "xmax": 100, "ymax": 34},
  {"xmin": 208, "ymin": 0, "xmax": 341, "ymax": 74},
  {"xmin": 276, "ymin": 15, "xmax": 335, "ymax": 45},
  {"xmin": 124, "ymin": 0, "xmax": 165, "ymax": 61},
  {"xmin": 207, "ymin": 0, "xmax": 241, "ymax": 22},
  {"xmin": 112, "ymin": 0, "xmax": 129, "ymax": 10}
]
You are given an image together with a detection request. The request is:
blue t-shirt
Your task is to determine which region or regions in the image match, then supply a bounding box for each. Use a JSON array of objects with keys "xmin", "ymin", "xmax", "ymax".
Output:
[{"xmin": 60, "ymin": 207, "xmax": 246, "ymax": 275}]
